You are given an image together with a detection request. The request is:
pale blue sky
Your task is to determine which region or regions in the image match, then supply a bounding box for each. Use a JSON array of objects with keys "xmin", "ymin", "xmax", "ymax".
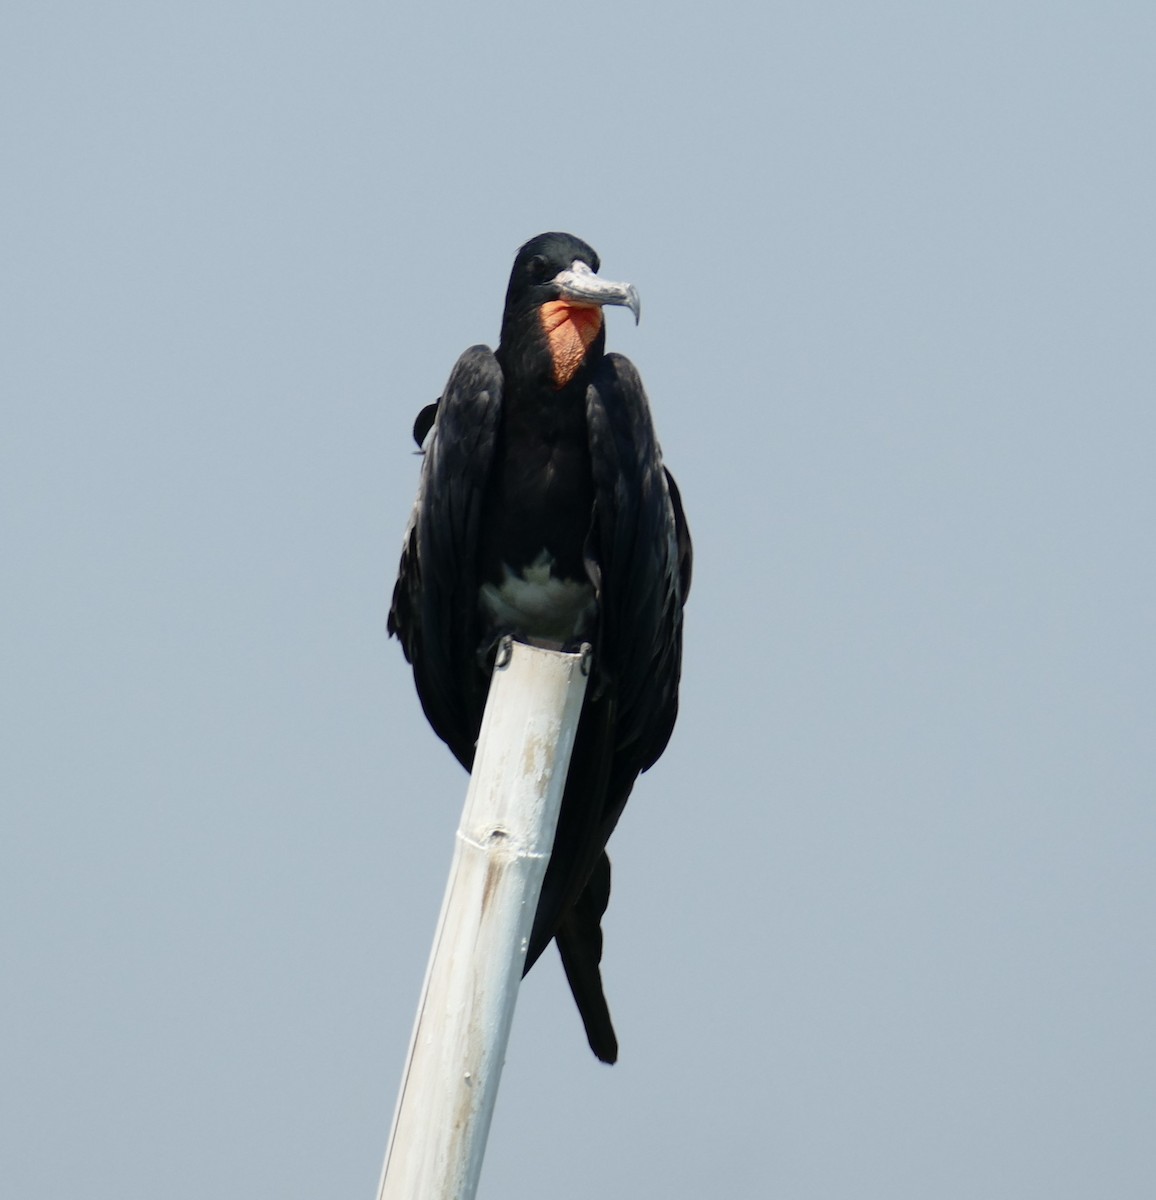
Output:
[{"xmin": 3, "ymin": 2, "xmax": 1154, "ymax": 1197}]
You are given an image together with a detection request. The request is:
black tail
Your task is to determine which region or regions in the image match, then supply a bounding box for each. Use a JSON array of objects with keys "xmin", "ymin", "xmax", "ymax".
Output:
[{"xmin": 554, "ymin": 852, "xmax": 618, "ymax": 1064}]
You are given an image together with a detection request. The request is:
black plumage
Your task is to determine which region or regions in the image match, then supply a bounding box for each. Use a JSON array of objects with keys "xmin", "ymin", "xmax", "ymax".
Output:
[{"xmin": 389, "ymin": 233, "xmax": 690, "ymax": 1062}]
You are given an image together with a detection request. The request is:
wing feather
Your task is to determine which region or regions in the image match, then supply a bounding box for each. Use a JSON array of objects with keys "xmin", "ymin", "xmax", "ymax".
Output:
[
  {"xmin": 585, "ymin": 353, "xmax": 689, "ymax": 786},
  {"xmin": 388, "ymin": 345, "xmax": 504, "ymax": 768}
]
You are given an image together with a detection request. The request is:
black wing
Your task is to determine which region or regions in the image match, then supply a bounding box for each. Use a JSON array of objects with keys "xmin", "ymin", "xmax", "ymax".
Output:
[
  {"xmin": 525, "ymin": 353, "xmax": 690, "ymax": 1024},
  {"xmin": 388, "ymin": 345, "xmax": 503, "ymax": 769},
  {"xmin": 585, "ymin": 352, "xmax": 689, "ymax": 800}
]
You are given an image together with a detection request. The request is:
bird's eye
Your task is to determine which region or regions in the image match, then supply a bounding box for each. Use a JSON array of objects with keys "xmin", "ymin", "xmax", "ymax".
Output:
[{"xmin": 527, "ymin": 255, "xmax": 552, "ymax": 282}]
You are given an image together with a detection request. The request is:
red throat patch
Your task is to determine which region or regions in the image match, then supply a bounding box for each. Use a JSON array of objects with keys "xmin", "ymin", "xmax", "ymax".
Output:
[{"xmin": 539, "ymin": 301, "xmax": 603, "ymax": 389}]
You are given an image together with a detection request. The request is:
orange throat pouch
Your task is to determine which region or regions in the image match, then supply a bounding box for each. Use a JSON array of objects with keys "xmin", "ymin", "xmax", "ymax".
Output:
[{"xmin": 539, "ymin": 301, "xmax": 603, "ymax": 388}]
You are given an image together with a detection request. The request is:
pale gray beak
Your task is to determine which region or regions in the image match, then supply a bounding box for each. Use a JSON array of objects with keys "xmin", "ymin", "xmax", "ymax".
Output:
[{"xmin": 551, "ymin": 260, "xmax": 641, "ymax": 324}]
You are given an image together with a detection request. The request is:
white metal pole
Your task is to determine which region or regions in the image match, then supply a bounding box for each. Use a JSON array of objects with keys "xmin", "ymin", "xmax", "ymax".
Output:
[{"xmin": 377, "ymin": 640, "xmax": 589, "ymax": 1200}]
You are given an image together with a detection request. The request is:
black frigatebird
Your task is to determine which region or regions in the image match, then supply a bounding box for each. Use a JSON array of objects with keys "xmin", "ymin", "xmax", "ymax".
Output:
[{"xmin": 389, "ymin": 232, "xmax": 691, "ymax": 1063}]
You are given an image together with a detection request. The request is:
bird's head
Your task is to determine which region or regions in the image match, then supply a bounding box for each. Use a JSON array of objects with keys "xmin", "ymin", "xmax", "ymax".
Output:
[{"xmin": 498, "ymin": 232, "xmax": 640, "ymax": 389}]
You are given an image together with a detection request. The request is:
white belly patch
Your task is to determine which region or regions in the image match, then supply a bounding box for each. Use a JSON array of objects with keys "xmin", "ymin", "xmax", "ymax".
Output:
[{"xmin": 479, "ymin": 551, "xmax": 595, "ymax": 649}]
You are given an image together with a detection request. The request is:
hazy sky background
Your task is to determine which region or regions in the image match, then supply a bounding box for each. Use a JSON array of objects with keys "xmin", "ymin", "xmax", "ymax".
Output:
[{"xmin": 3, "ymin": 2, "xmax": 1154, "ymax": 1197}]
